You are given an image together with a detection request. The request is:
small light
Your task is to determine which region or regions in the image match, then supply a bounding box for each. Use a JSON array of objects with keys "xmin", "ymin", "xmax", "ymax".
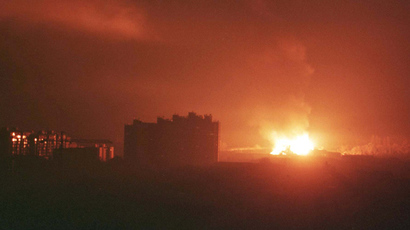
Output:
[
  {"xmin": 12, "ymin": 138, "xmax": 17, "ymax": 142},
  {"xmin": 12, "ymin": 132, "xmax": 15, "ymax": 136},
  {"xmin": 34, "ymin": 138, "xmax": 37, "ymax": 141},
  {"xmin": 17, "ymin": 135, "xmax": 21, "ymax": 139},
  {"xmin": 22, "ymin": 135, "xmax": 26, "ymax": 139}
]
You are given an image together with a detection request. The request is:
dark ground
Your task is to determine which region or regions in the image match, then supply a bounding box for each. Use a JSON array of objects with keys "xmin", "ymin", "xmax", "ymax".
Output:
[{"xmin": 0, "ymin": 156, "xmax": 409, "ymax": 229}]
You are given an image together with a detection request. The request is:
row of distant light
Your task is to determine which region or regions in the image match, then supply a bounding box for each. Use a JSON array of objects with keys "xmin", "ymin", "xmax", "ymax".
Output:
[{"xmin": 11, "ymin": 132, "xmax": 38, "ymax": 142}]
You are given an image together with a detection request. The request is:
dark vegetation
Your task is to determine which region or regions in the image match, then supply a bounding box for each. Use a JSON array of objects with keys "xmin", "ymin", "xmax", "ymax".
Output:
[{"xmin": 0, "ymin": 156, "xmax": 409, "ymax": 229}]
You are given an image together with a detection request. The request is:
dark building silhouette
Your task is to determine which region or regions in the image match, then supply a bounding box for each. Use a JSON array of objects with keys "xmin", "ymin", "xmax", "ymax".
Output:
[
  {"xmin": 0, "ymin": 128, "xmax": 70, "ymax": 159},
  {"xmin": 0, "ymin": 127, "xmax": 114, "ymax": 161},
  {"xmin": 28, "ymin": 130, "xmax": 70, "ymax": 158},
  {"xmin": 0, "ymin": 127, "xmax": 33, "ymax": 157},
  {"xmin": 53, "ymin": 147, "xmax": 101, "ymax": 167},
  {"xmin": 69, "ymin": 139, "xmax": 114, "ymax": 161},
  {"xmin": 124, "ymin": 112, "xmax": 219, "ymax": 165}
]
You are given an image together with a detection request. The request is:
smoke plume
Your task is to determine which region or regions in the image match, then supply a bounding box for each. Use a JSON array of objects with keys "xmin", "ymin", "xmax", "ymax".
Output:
[{"xmin": 246, "ymin": 38, "xmax": 314, "ymax": 148}]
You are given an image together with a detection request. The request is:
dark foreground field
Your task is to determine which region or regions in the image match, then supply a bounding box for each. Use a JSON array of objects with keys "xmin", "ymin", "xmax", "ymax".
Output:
[{"xmin": 0, "ymin": 156, "xmax": 409, "ymax": 229}]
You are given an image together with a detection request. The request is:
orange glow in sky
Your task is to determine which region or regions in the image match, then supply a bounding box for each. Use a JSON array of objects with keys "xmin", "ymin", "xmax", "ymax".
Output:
[{"xmin": 0, "ymin": 1, "xmax": 408, "ymax": 157}]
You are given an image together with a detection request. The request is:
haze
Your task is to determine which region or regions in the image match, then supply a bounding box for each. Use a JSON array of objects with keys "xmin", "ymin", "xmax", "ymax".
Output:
[{"xmin": 1, "ymin": 0, "xmax": 409, "ymax": 156}]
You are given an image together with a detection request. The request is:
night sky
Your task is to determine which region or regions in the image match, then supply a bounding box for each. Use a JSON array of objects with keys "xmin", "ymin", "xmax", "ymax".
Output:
[{"xmin": 1, "ymin": 0, "xmax": 409, "ymax": 155}]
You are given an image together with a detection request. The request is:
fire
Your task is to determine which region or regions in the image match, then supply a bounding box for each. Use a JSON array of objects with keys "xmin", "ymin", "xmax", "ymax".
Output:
[{"xmin": 270, "ymin": 133, "xmax": 314, "ymax": 156}]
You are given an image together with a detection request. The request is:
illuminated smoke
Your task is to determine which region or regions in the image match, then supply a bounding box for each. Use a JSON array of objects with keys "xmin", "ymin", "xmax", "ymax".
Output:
[
  {"xmin": 249, "ymin": 39, "xmax": 314, "ymax": 151},
  {"xmin": 0, "ymin": 0, "xmax": 148, "ymax": 40}
]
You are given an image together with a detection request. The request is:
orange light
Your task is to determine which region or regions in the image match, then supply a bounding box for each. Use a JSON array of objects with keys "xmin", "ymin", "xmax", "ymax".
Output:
[
  {"xmin": 22, "ymin": 135, "xmax": 26, "ymax": 139},
  {"xmin": 12, "ymin": 132, "xmax": 15, "ymax": 136},
  {"xmin": 12, "ymin": 138, "xmax": 17, "ymax": 142},
  {"xmin": 270, "ymin": 133, "xmax": 314, "ymax": 156},
  {"xmin": 16, "ymin": 135, "xmax": 21, "ymax": 139}
]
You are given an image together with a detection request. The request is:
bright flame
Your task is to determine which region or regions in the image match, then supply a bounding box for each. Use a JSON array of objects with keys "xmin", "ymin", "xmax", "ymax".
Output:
[{"xmin": 270, "ymin": 133, "xmax": 314, "ymax": 156}]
